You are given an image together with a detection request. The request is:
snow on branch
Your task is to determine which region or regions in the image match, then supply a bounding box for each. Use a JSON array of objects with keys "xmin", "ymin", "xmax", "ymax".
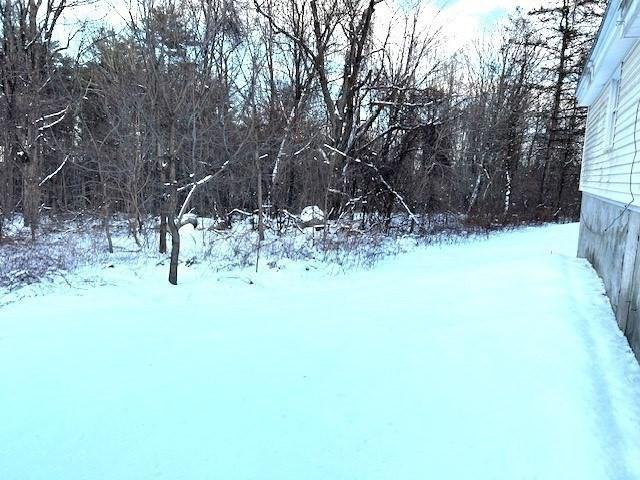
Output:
[
  {"xmin": 177, "ymin": 159, "xmax": 230, "ymax": 220},
  {"xmin": 39, "ymin": 155, "xmax": 68, "ymax": 187},
  {"xmin": 41, "ymin": 107, "xmax": 69, "ymax": 120},
  {"xmin": 38, "ymin": 106, "xmax": 69, "ymax": 131}
]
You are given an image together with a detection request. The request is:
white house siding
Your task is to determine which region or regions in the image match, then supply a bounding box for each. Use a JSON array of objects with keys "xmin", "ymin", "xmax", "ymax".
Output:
[{"xmin": 581, "ymin": 40, "xmax": 640, "ymax": 206}]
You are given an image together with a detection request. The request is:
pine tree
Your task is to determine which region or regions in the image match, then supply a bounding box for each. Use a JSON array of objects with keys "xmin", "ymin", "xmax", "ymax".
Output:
[{"xmin": 530, "ymin": 0, "xmax": 607, "ymax": 216}]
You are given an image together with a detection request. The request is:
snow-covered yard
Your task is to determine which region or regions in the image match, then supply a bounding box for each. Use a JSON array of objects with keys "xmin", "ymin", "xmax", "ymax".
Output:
[{"xmin": 1, "ymin": 223, "xmax": 639, "ymax": 479}]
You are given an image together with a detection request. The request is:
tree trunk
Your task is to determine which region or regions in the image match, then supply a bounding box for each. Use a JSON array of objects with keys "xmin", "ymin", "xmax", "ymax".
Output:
[
  {"xmin": 256, "ymin": 152, "xmax": 265, "ymax": 242},
  {"xmin": 159, "ymin": 140, "xmax": 167, "ymax": 254},
  {"xmin": 167, "ymin": 123, "xmax": 180, "ymax": 285},
  {"xmin": 537, "ymin": 2, "xmax": 570, "ymax": 207},
  {"xmin": 168, "ymin": 215, "xmax": 180, "ymax": 285},
  {"xmin": 103, "ymin": 184, "xmax": 113, "ymax": 254},
  {"xmin": 23, "ymin": 138, "xmax": 40, "ymax": 242}
]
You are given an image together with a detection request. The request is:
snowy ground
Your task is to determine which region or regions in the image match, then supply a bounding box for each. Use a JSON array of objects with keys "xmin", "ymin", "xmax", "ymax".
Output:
[{"xmin": 1, "ymin": 223, "xmax": 640, "ymax": 479}]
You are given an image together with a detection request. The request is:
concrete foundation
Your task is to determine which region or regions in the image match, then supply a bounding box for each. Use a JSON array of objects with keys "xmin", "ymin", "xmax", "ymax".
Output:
[{"xmin": 578, "ymin": 193, "xmax": 640, "ymax": 361}]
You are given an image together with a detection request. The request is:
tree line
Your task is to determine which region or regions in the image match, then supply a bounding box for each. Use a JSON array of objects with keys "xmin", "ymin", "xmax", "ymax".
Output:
[{"xmin": 0, "ymin": 0, "xmax": 605, "ymax": 283}]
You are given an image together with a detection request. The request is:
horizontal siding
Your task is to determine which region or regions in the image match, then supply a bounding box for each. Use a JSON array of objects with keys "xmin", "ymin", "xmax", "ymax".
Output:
[
  {"xmin": 581, "ymin": 39, "xmax": 640, "ymax": 206},
  {"xmin": 580, "ymin": 84, "xmax": 608, "ymax": 191}
]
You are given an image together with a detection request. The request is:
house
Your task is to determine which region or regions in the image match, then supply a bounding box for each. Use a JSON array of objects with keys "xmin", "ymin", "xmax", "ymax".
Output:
[{"xmin": 577, "ymin": 0, "xmax": 640, "ymax": 360}]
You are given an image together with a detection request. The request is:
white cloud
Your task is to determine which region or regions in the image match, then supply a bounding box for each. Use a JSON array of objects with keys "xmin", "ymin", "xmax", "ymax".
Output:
[
  {"xmin": 436, "ymin": 0, "xmax": 542, "ymax": 52},
  {"xmin": 373, "ymin": 0, "xmax": 544, "ymax": 56}
]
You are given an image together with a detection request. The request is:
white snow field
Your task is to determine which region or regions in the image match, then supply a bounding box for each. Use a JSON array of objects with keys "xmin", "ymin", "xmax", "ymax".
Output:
[{"xmin": 1, "ymin": 223, "xmax": 640, "ymax": 480}]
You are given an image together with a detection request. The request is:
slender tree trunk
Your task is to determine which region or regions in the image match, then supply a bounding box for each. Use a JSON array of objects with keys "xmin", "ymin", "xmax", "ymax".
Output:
[
  {"xmin": 322, "ymin": 151, "xmax": 335, "ymax": 242},
  {"xmin": 23, "ymin": 132, "xmax": 40, "ymax": 242},
  {"xmin": 159, "ymin": 140, "xmax": 167, "ymax": 254},
  {"xmin": 256, "ymin": 152, "xmax": 265, "ymax": 242},
  {"xmin": 167, "ymin": 123, "xmax": 180, "ymax": 285},
  {"xmin": 103, "ymin": 204, "xmax": 114, "ymax": 254},
  {"xmin": 102, "ymin": 180, "xmax": 113, "ymax": 253},
  {"xmin": 168, "ymin": 214, "xmax": 180, "ymax": 285}
]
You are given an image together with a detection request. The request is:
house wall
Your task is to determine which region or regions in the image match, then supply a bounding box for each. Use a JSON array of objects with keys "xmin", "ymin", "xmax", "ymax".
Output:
[
  {"xmin": 578, "ymin": 38, "xmax": 640, "ymax": 361},
  {"xmin": 578, "ymin": 193, "xmax": 640, "ymax": 361},
  {"xmin": 580, "ymin": 40, "xmax": 640, "ymax": 205}
]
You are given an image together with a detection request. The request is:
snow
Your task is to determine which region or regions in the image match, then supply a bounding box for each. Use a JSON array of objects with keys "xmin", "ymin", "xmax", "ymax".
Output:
[
  {"xmin": 1, "ymin": 223, "xmax": 640, "ymax": 479},
  {"xmin": 300, "ymin": 205, "xmax": 324, "ymax": 223},
  {"xmin": 177, "ymin": 223, "xmax": 201, "ymax": 259}
]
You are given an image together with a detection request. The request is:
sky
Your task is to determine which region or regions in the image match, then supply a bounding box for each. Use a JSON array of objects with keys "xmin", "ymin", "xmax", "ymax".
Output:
[
  {"xmin": 58, "ymin": 0, "xmax": 545, "ymax": 55},
  {"xmin": 429, "ymin": 0, "xmax": 543, "ymax": 49}
]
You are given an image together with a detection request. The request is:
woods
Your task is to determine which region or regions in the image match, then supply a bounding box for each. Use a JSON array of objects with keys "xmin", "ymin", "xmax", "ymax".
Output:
[{"xmin": 0, "ymin": 0, "xmax": 605, "ymax": 283}]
